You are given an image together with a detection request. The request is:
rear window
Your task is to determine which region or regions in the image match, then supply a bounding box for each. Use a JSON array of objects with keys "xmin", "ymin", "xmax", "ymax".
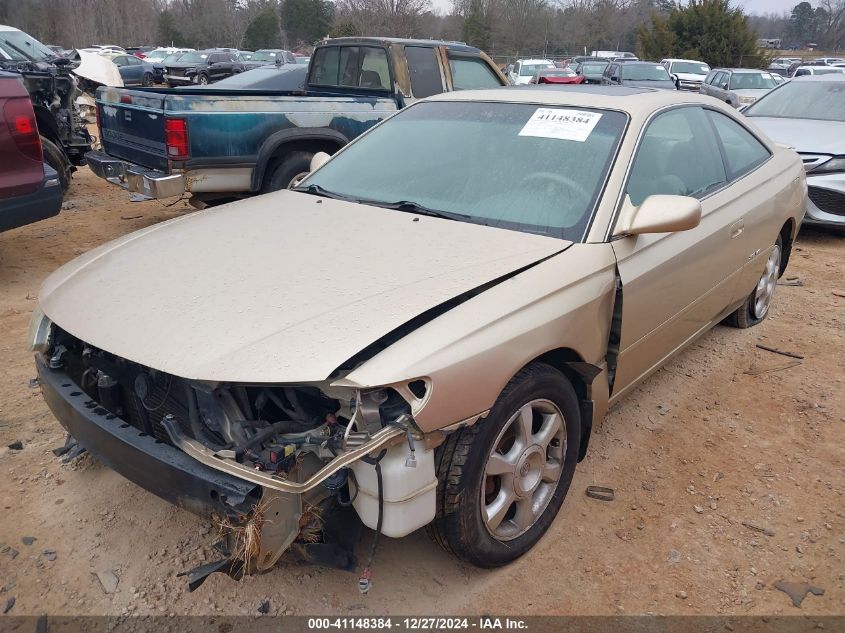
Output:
[{"xmin": 309, "ymin": 46, "xmax": 390, "ymax": 90}]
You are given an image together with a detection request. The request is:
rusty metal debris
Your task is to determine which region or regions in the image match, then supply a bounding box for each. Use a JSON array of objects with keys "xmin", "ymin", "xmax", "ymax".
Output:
[
  {"xmin": 755, "ymin": 344, "xmax": 804, "ymax": 360},
  {"xmin": 585, "ymin": 486, "xmax": 614, "ymax": 501},
  {"xmin": 774, "ymin": 580, "xmax": 825, "ymax": 607}
]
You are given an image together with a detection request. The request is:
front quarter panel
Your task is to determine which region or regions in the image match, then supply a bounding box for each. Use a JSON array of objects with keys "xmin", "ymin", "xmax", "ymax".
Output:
[{"xmin": 341, "ymin": 244, "xmax": 618, "ymax": 432}]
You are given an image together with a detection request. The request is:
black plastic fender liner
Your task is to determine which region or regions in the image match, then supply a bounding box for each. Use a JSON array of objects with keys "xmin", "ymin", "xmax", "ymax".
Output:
[
  {"xmin": 251, "ymin": 127, "xmax": 349, "ymax": 191},
  {"xmin": 36, "ymin": 356, "xmax": 259, "ymax": 519}
]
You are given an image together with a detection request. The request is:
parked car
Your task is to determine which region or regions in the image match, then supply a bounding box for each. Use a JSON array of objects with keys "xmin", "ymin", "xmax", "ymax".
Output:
[
  {"xmin": 111, "ymin": 54, "xmax": 156, "ymax": 87},
  {"xmin": 86, "ymin": 37, "xmax": 507, "ymax": 205},
  {"xmin": 295, "ymin": 56, "xmax": 309, "ymax": 65},
  {"xmin": 744, "ymin": 75, "xmax": 844, "ymax": 230},
  {"xmin": 661, "ymin": 58, "xmax": 710, "ymax": 90},
  {"xmin": 147, "ymin": 49, "xmax": 192, "ymax": 83},
  {"xmin": 243, "ymin": 49, "xmax": 296, "ymax": 69},
  {"xmin": 0, "ymin": 72, "xmax": 63, "ymax": 231},
  {"xmin": 32, "ymin": 85, "xmax": 804, "ymax": 578},
  {"xmin": 768, "ymin": 57, "xmax": 800, "ymax": 71},
  {"xmin": 791, "ymin": 65, "xmax": 845, "ymax": 78},
  {"xmin": 700, "ymin": 68, "xmax": 779, "ymax": 108},
  {"xmin": 602, "ymin": 61, "xmax": 676, "ymax": 89},
  {"xmin": 787, "ymin": 60, "xmax": 828, "ymax": 76},
  {"xmin": 811, "ymin": 57, "xmax": 845, "ymax": 65},
  {"xmin": 574, "ymin": 60, "xmax": 609, "ymax": 84},
  {"xmin": 126, "ymin": 46, "xmax": 155, "ymax": 59},
  {"xmin": 507, "ymin": 59, "xmax": 555, "ymax": 85},
  {"xmin": 528, "ymin": 68, "xmax": 584, "ymax": 84},
  {"xmin": 237, "ymin": 50, "xmax": 254, "ymax": 61},
  {"xmin": 0, "ymin": 25, "xmax": 93, "ymax": 190},
  {"xmin": 164, "ymin": 50, "xmax": 244, "ymax": 86}
]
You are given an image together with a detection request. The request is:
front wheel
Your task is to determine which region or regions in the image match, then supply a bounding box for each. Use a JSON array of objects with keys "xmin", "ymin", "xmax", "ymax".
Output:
[
  {"xmin": 427, "ymin": 363, "xmax": 581, "ymax": 567},
  {"xmin": 197, "ymin": 74, "xmax": 209, "ymax": 85},
  {"xmin": 726, "ymin": 236, "xmax": 782, "ymax": 328}
]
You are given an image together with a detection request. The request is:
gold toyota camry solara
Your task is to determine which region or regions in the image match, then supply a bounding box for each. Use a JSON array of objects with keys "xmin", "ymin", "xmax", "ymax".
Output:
[{"xmin": 30, "ymin": 87, "xmax": 806, "ymax": 576}]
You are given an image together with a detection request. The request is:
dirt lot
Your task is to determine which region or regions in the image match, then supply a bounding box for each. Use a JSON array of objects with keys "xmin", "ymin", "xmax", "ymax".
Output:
[{"xmin": 0, "ymin": 168, "xmax": 843, "ymax": 618}]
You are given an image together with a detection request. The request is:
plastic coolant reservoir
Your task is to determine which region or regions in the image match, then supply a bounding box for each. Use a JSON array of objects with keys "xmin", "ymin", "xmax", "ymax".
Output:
[{"xmin": 350, "ymin": 443, "xmax": 437, "ymax": 538}]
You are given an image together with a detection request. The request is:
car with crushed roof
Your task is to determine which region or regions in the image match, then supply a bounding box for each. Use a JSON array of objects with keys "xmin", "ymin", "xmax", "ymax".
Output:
[{"xmin": 31, "ymin": 85, "xmax": 805, "ymax": 583}]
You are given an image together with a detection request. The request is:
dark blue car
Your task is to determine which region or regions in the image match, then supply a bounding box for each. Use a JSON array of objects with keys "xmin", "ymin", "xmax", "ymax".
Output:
[{"xmin": 111, "ymin": 54, "xmax": 156, "ymax": 87}]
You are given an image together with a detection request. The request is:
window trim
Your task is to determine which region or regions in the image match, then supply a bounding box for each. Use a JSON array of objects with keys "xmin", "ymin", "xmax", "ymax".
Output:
[
  {"xmin": 307, "ymin": 44, "xmax": 394, "ymax": 92},
  {"xmin": 604, "ymin": 104, "xmax": 774, "ymax": 241}
]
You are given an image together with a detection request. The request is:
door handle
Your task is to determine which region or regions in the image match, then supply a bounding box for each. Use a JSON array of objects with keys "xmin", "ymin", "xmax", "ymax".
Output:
[{"xmin": 730, "ymin": 220, "xmax": 744, "ymax": 239}]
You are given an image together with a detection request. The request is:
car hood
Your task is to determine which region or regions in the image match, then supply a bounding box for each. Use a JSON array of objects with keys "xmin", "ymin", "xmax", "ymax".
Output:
[
  {"xmin": 39, "ymin": 191, "xmax": 568, "ymax": 383},
  {"xmin": 72, "ymin": 49, "xmax": 123, "ymax": 87},
  {"xmin": 625, "ymin": 79, "xmax": 676, "ymax": 89},
  {"xmin": 745, "ymin": 116, "xmax": 845, "ymax": 155},
  {"xmin": 733, "ymin": 89, "xmax": 770, "ymax": 98}
]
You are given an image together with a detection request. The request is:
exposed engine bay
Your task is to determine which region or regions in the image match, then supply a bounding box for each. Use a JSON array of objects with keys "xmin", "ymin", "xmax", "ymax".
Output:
[
  {"xmin": 47, "ymin": 326, "xmax": 439, "ymax": 590},
  {"xmin": 0, "ymin": 57, "xmax": 93, "ymax": 167}
]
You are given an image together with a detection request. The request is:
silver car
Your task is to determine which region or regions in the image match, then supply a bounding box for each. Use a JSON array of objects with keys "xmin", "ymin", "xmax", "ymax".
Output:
[
  {"xmin": 744, "ymin": 75, "xmax": 845, "ymax": 230},
  {"xmin": 701, "ymin": 68, "xmax": 779, "ymax": 108}
]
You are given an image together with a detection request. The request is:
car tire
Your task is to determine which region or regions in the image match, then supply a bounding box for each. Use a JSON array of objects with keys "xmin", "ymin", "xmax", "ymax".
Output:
[
  {"xmin": 41, "ymin": 136, "xmax": 71, "ymax": 192},
  {"xmin": 198, "ymin": 73, "xmax": 209, "ymax": 85},
  {"xmin": 142, "ymin": 72, "xmax": 153, "ymax": 87},
  {"xmin": 726, "ymin": 235, "xmax": 782, "ymax": 329},
  {"xmin": 427, "ymin": 362, "xmax": 581, "ymax": 568},
  {"xmin": 262, "ymin": 151, "xmax": 315, "ymax": 192}
]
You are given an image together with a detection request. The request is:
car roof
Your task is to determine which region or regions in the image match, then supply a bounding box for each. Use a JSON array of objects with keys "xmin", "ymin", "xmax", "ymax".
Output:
[
  {"xmin": 664, "ymin": 58, "xmax": 707, "ymax": 63},
  {"xmin": 426, "ymin": 85, "xmax": 727, "ymax": 116},
  {"xmin": 322, "ymin": 37, "xmax": 481, "ymax": 53},
  {"xmin": 712, "ymin": 68, "xmax": 769, "ymax": 73},
  {"xmin": 518, "ymin": 59, "xmax": 554, "ymax": 64}
]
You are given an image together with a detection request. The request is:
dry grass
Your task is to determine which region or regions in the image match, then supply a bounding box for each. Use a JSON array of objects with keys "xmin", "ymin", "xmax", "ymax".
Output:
[{"xmin": 215, "ymin": 497, "xmax": 271, "ymax": 574}]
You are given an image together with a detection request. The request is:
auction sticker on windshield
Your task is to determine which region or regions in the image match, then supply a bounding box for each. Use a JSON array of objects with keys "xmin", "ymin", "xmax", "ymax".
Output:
[{"xmin": 519, "ymin": 108, "xmax": 602, "ymax": 142}]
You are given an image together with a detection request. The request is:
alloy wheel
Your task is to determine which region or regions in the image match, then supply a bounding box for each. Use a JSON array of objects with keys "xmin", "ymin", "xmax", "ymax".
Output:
[
  {"xmin": 753, "ymin": 244, "xmax": 781, "ymax": 319},
  {"xmin": 481, "ymin": 399, "xmax": 566, "ymax": 541}
]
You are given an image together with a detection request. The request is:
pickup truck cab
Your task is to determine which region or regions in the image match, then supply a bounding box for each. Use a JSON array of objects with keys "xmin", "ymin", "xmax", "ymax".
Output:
[{"xmin": 86, "ymin": 38, "xmax": 506, "ymax": 205}]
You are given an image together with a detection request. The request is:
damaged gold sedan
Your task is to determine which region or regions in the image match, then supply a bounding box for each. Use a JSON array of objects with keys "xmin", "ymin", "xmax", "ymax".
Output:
[{"xmin": 29, "ymin": 87, "xmax": 805, "ymax": 586}]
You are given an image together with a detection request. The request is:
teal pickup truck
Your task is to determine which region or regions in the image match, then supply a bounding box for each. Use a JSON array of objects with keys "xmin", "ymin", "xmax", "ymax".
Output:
[{"xmin": 85, "ymin": 37, "xmax": 506, "ymax": 206}]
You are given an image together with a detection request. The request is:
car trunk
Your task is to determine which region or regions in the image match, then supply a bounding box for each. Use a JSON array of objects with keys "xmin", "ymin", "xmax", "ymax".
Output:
[{"xmin": 96, "ymin": 87, "xmax": 169, "ymax": 171}]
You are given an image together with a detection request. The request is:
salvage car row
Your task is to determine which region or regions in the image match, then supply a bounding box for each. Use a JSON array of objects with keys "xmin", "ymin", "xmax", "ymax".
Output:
[{"xmin": 3, "ymin": 25, "xmax": 843, "ymax": 587}]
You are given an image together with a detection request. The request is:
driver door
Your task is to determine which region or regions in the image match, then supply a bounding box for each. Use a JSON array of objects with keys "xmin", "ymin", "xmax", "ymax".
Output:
[{"xmin": 610, "ymin": 106, "xmax": 748, "ymax": 399}]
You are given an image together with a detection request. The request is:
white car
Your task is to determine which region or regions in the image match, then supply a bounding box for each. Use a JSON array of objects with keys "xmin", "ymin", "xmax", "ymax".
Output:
[
  {"xmin": 507, "ymin": 59, "xmax": 555, "ymax": 85},
  {"xmin": 661, "ymin": 58, "xmax": 710, "ymax": 91},
  {"xmin": 792, "ymin": 65, "xmax": 845, "ymax": 77}
]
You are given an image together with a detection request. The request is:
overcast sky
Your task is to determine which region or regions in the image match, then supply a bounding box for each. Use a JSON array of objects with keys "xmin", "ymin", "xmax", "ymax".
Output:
[{"xmin": 428, "ymin": 0, "xmax": 798, "ymax": 16}]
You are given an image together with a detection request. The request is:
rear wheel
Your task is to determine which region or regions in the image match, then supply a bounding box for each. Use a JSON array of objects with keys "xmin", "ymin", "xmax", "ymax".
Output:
[
  {"xmin": 262, "ymin": 151, "xmax": 314, "ymax": 192},
  {"xmin": 427, "ymin": 363, "xmax": 581, "ymax": 567},
  {"xmin": 726, "ymin": 235, "xmax": 782, "ymax": 328},
  {"xmin": 41, "ymin": 136, "xmax": 71, "ymax": 192}
]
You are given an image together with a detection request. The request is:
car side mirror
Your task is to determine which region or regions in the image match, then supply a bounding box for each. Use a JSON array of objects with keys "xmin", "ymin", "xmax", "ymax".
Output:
[
  {"xmin": 720, "ymin": 82, "xmax": 728, "ymax": 89},
  {"xmin": 310, "ymin": 151, "xmax": 331, "ymax": 172},
  {"xmin": 614, "ymin": 195, "xmax": 702, "ymax": 236}
]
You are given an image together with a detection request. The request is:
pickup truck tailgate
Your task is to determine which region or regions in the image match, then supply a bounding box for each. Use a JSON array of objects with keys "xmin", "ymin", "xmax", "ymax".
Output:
[{"xmin": 97, "ymin": 88, "xmax": 168, "ymax": 172}]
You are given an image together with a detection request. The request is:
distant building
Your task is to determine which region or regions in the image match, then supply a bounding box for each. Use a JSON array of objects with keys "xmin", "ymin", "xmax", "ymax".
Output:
[{"xmin": 757, "ymin": 38, "xmax": 782, "ymax": 49}]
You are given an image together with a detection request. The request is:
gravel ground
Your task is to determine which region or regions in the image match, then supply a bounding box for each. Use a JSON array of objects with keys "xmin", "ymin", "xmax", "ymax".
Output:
[{"xmin": 0, "ymin": 168, "xmax": 842, "ymax": 617}]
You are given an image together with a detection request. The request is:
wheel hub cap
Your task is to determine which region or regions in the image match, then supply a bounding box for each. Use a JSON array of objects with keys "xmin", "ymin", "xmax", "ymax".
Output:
[{"xmin": 481, "ymin": 399, "xmax": 566, "ymax": 541}]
